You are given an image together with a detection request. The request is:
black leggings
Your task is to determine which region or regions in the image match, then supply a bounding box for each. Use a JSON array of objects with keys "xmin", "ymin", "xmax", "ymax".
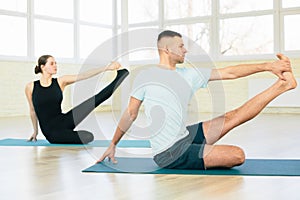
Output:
[{"xmin": 45, "ymin": 69, "xmax": 129, "ymax": 144}]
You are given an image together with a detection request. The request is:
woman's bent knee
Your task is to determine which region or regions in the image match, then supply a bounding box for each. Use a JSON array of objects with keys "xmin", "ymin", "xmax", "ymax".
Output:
[{"xmin": 80, "ymin": 131, "xmax": 94, "ymax": 144}]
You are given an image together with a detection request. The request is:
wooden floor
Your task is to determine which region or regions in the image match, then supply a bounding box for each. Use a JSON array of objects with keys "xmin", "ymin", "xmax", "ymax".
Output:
[{"xmin": 0, "ymin": 112, "xmax": 300, "ymax": 200}]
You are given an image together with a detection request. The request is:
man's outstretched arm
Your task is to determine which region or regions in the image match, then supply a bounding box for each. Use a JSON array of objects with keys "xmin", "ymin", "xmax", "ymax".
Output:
[
  {"xmin": 209, "ymin": 53, "xmax": 291, "ymax": 81},
  {"xmin": 97, "ymin": 97, "xmax": 142, "ymax": 163}
]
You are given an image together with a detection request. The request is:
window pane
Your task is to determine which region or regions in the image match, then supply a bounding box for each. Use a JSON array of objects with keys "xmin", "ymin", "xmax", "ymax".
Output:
[
  {"xmin": 165, "ymin": 0, "xmax": 211, "ymax": 19},
  {"xmin": 129, "ymin": 49, "xmax": 159, "ymax": 61},
  {"xmin": 34, "ymin": 0, "xmax": 73, "ymax": 19},
  {"xmin": 0, "ymin": 0, "xmax": 26, "ymax": 12},
  {"xmin": 80, "ymin": 0, "xmax": 112, "ymax": 25},
  {"xmin": 35, "ymin": 20, "xmax": 73, "ymax": 58},
  {"xmin": 166, "ymin": 23, "xmax": 210, "ymax": 54},
  {"xmin": 220, "ymin": 0, "xmax": 273, "ymax": 14},
  {"xmin": 80, "ymin": 25, "xmax": 112, "ymax": 58},
  {"xmin": 282, "ymin": 0, "xmax": 300, "ymax": 8},
  {"xmin": 284, "ymin": 15, "xmax": 300, "ymax": 51},
  {"xmin": 126, "ymin": 28, "xmax": 159, "ymax": 61},
  {"xmin": 129, "ymin": 26, "xmax": 158, "ymax": 31},
  {"xmin": 0, "ymin": 15, "xmax": 27, "ymax": 56},
  {"xmin": 128, "ymin": 0, "xmax": 158, "ymax": 24},
  {"xmin": 220, "ymin": 16, "xmax": 273, "ymax": 55}
]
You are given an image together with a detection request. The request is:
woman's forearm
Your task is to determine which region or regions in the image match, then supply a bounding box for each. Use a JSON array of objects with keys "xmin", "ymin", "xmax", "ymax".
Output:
[
  {"xmin": 30, "ymin": 111, "xmax": 39, "ymax": 134},
  {"xmin": 77, "ymin": 62, "xmax": 121, "ymax": 82},
  {"xmin": 76, "ymin": 66, "xmax": 107, "ymax": 82}
]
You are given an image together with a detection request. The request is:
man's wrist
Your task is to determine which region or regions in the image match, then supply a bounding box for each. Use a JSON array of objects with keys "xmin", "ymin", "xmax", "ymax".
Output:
[
  {"xmin": 264, "ymin": 62, "xmax": 273, "ymax": 72},
  {"xmin": 110, "ymin": 142, "xmax": 117, "ymax": 146}
]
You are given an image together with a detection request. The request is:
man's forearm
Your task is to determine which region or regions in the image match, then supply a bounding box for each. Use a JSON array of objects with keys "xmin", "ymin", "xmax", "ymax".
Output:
[
  {"xmin": 228, "ymin": 62, "xmax": 272, "ymax": 79},
  {"xmin": 111, "ymin": 110, "xmax": 136, "ymax": 145},
  {"xmin": 211, "ymin": 54, "xmax": 290, "ymax": 81}
]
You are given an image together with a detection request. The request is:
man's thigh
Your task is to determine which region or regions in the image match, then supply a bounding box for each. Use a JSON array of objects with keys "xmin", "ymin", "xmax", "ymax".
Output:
[{"xmin": 203, "ymin": 144, "xmax": 245, "ymax": 169}]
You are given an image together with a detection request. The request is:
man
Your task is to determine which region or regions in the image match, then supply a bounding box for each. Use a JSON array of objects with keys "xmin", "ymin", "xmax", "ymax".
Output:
[{"xmin": 97, "ymin": 30, "xmax": 297, "ymax": 170}]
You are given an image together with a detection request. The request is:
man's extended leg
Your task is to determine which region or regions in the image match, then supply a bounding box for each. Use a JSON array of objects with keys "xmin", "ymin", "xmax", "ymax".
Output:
[{"xmin": 202, "ymin": 71, "xmax": 297, "ymax": 168}]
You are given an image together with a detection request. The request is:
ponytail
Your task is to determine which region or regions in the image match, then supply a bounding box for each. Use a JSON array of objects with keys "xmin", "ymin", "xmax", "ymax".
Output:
[{"xmin": 34, "ymin": 65, "xmax": 42, "ymax": 74}]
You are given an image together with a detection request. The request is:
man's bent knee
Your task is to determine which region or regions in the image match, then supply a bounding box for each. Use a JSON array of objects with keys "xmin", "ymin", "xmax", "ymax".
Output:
[
  {"xmin": 203, "ymin": 145, "xmax": 245, "ymax": 169},
  {"xmin": 232, "ymin": 146, "xmax": 245, "ymax": 167}
]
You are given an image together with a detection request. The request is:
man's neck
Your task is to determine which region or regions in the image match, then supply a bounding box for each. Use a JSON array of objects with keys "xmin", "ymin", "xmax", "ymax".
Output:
[{"xmin": 159, "ymin": 59, "xmax": 176, "ymax": 70}]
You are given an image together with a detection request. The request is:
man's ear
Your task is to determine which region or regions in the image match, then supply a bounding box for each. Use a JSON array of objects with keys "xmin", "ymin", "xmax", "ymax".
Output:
[
  {"xmin": 160, "ymin": 47, "xmax": 169, "ymax": 54},
  {"xmin": 165, "ymin": 46, "xmax": 170, "ymax": 54}
]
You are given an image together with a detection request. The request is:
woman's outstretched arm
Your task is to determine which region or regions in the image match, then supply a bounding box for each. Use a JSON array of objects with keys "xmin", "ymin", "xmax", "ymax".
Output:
[{"xmin": 58, "ymin": 62, "xmax": 122, "ymax": 90}]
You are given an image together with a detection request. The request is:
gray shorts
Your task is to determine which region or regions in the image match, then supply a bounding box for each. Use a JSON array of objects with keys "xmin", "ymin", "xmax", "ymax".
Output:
[{"xmin": 153, "ymin": 122, "xmax": 206, "ymax": 170}]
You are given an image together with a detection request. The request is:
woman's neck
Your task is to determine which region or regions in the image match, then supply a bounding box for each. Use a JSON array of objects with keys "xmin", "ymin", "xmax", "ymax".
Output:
[{"xmin": 40, "ymin": 74, "xmax": 53, "ymax": 86}]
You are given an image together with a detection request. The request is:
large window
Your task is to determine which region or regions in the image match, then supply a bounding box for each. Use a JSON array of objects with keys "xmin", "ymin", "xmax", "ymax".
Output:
[
  {"xmin": 0, "ymin": 0, "xmax": 114, "ymax": 61},
  {"xmin": 34, "ymin": 19, "xmax": 74, "ymax": 58},
  {"xmin": 79, "ymin": 0, "xmax": 112, "ymax": 25},
  {"xmin": 79, "ymin": 25, "xmax": 112, "ymax": 58},
  {"xmin": 126, "ymin": 0, "xmax": 300, "ymax": 60},
  {"xmin": 0, "ymin": 15, "xmax": 27, "ymax": 56},
  {"xmin": 0, "ymin": 0, "xmax": 299, "ymax": 62},
  {"xmin": 0, "ymin": 0, "xmax": 27, "ymax": 57},
  {"xmin": 282, "ymin": 0, "xmax": 300, "ymax": 8},
  {"xmin": 34, "ymin": 0, "xmax": 73, "ymax": 19},
  {"xmin": 165, "ymin": 0, "xmax": 211, "ymax": 19},
  {"xmin": 79, "ymin": 0, "xmax": 113, "ymax": 58},
  {"xmin": 218, "ymin": 0, "xmax": 274, "ymax": 57},
  {"xmin": 166, "ymin": 23, "xmax": 210, "ymax": 54},
  {"xmin": 128, "ymin": 0, "xmax": 158, "ymax": 24},
  {"xmin": 0, "ymin": 0, "xmax": 26, "ymax": 12},
  {"xmin": 284, "ymin": 14, "xmax": 300, "ymax": 51},
  {"xmin": 220, "ymin": 15, "xmax": 274, "ymax": 56},
  {"xmin": 219, "ymin": 0, "xmax": 273, "ymax": 13}
]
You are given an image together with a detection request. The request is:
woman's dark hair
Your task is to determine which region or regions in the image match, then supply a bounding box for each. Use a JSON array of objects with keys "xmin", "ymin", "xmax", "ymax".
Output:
[{"xmin": 35, "ymin": 55, "xmax": 53, "ymax": 74}]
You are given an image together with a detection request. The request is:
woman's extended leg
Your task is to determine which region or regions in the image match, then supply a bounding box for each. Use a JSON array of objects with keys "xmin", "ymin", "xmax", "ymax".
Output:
[
  {"xmin": 46, "ymin": 130, "xmax": 94, "ymax": 144},
  {"xmin": 64, "ymin": 69, "xmax": 129, "ymax": 129}
]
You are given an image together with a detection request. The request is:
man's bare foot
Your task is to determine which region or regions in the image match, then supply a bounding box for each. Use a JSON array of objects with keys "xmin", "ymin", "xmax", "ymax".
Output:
[{"xmin": 281, "ymin": 71, "xmax": 297, "ymax": 91}]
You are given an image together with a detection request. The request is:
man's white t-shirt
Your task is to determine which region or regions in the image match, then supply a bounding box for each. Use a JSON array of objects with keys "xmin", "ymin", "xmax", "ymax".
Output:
[{"xmin": 131, "ymin": 66, "xmax": 211, "ymax": 155}]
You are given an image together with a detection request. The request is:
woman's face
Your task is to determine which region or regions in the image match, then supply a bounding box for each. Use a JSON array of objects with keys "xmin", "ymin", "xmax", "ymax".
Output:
[{"xmin": 42, "ymin": 57, "xmax": 57, "ymax": 75}]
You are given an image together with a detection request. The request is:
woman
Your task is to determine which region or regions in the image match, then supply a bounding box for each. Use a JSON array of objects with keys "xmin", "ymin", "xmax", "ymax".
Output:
[{"xmin": 25, "ymin": 55, "xmax": 129, "ymax": 144}]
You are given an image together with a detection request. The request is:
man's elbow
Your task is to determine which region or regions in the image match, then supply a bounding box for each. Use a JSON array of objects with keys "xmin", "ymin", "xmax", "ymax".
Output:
[
  {"xmin": 128, "ymin": 110, "xmax": 138, "ymax": 121},
  {"xmin": 228, "ymin": 73, "xmax": 239, "ymax": 80}
]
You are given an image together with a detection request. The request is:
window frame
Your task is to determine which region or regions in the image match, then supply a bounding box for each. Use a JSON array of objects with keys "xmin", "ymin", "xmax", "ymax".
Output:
[{"xmin": 0, "ymin": 0, "xmax": 299, "ymax": 63}]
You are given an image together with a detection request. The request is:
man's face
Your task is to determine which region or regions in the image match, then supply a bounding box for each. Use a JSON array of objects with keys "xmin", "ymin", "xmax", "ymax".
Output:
[{"xmin": 167, "ymin": 36, "xmax": 187, "ymax": 64}]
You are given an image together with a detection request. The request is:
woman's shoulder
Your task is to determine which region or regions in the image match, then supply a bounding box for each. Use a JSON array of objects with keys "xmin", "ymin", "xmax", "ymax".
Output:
[{"xmin": 25, "ymin": 81, "xmax": 34, "ymax": 93}]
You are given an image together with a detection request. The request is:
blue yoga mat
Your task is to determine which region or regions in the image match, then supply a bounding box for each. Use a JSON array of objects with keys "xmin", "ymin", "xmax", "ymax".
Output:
[
  {"xmin": 0, "ymin": 138, "xmax": 151, "ymax": 148},
  {"xmin": 82, "ymin": 157, "xmax": 300, "ymax": 176}
]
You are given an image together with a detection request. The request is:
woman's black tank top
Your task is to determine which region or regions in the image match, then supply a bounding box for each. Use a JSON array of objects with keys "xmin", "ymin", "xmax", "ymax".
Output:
[{"xmin": 32, "ymin": 78, "xmax": 63, "ymax": 131}]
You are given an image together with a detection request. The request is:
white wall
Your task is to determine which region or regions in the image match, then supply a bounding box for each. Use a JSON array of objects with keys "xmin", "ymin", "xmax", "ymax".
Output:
[{"xmin": 0, "ymin": 58, "xmax": 300, "ymax": 117}]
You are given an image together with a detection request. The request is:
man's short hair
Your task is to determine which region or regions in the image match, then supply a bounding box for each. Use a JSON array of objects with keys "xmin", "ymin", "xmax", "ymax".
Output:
[{"xmin": 157, "ymin": 30, "xmax": 182, "ymax": 42}]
